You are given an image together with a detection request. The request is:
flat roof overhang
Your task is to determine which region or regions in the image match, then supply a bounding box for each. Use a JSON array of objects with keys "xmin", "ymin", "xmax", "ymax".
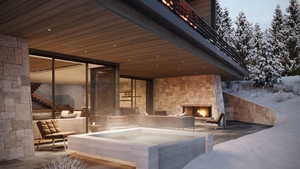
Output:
[{"xmin": 0, "ymin": 0, "xmax": 247, "ymax": 80}]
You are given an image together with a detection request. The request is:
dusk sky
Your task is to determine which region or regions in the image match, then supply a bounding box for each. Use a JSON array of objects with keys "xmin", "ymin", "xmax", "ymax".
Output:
[{"xmin": 219, "ymin": 0, "xmax": 291, "ymax": 30}]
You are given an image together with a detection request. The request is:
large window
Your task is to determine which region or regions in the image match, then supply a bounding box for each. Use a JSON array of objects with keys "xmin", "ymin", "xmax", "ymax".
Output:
[
  {"xmin": 54, "ymin": 59, "xmax": 86, "ymax": 116},
  {"xmin": 29, "ymin": 55, "xmax": 106, "ymax": 133},
  {"xmin": 30, "ymin": 55, "xmax": 152, "ymax": 133}
]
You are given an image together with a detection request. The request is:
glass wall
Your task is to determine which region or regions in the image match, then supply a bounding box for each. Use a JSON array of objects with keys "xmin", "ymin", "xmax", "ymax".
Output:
[
  {"xmin": 30, "ymin": 55, "xmax": 151, "ymax": 133},
  {"xmin": 54, "ymin": 59, "xmax": 86, "ymax": 118},
  {"xmin": 30, "ymin": 56, "xmax": 53, "ymax": 119},
  {"xmin": 29, "ymin": 55, "xmax": 107, "ymax": 134}
]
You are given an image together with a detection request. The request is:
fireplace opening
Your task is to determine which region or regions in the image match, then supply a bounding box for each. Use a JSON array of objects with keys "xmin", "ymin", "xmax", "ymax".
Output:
[{"xmin": 182, "ymin": 105, "xmax": 212, "ymax": 118}]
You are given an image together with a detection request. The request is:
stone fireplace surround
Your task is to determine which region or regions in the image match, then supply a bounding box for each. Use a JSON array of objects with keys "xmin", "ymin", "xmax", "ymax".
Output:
[{"xmin": 153, "ymin": 75, "xmax": 225, "ymax": 120}]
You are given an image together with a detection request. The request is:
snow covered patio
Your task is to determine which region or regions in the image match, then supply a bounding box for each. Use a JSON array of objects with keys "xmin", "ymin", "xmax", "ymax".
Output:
[{"xmin": 184, "ymin": 76, "xmax": 300, "ymax": 169}]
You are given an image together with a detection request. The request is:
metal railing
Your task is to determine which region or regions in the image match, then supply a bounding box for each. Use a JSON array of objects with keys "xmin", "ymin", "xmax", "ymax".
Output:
[{"xmin": 159, "ymin": 0, "xmax": 245, "ymax": 68}]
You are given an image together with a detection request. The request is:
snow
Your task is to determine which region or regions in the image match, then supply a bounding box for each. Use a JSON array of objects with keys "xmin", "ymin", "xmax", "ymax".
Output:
[{"xmin": 184, "ymin": 76, "xmax": 300, "ymax": 169}]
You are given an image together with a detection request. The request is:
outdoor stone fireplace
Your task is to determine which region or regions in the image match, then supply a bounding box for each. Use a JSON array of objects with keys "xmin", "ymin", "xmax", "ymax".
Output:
[{"xmin": 154, "ymin": 75, "xmax": 225, "ymax": 120}]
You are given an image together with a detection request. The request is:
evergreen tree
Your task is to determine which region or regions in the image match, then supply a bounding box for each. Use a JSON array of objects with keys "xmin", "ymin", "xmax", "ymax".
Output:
[
  {"xmin": 263, "ymin": 31, "xmax": 283, "ymax": 86},
  {"xmin": 233, "ymin": 12, "xmax": 253, "ymax": 67},
  {"xmin": 215, "ymin": 0, "xmax": 223, "ymax": 31},
  {"xmin": 249, "ymin": 25, "xmax": 282, "ymax": 87},
  {"xmin": 269, "ymin": 5, "xmax": 286, "ymax": 75},
  {"xmin": 215, "ymin": 1, "xmax": 234, "ymax": 46},
  {"xmin": 283, "ymin": 0, "xmax": 300, "ymax": 75},
  {"xmin": 220, "ymin": 8, "xmax": 234, "ymax": 46},
  {"xmin": 248, "ymin": 24, "xmax": 265, "ymax": 84}
]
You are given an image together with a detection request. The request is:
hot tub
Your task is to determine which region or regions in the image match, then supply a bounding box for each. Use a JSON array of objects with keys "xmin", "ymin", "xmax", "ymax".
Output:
[{"xmin": 68, "ymin": 128, "xmax": 213, "ymax": 169}]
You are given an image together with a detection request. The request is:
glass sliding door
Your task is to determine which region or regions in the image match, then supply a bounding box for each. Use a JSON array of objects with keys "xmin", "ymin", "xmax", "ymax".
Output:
[{"xmin": 29, "ymin": 56, "xmax": 54, "ymax": 120}]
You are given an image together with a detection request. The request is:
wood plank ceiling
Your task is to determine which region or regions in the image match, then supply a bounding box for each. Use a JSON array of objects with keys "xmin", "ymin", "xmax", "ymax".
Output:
[{"xmin": 0, "ymin": 0, "xmax": 231, "ymax": 79}]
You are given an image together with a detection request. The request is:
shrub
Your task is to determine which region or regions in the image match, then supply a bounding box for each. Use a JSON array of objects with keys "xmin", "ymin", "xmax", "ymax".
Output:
[{"xmin": 42, "ymin": 156, "xmax": 86, "ymax": 169}]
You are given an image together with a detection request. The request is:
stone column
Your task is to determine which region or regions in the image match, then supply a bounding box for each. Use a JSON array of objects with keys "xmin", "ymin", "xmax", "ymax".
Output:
[
  {"xmin": 214, "ymin": 75, "xmax": 226, "ymax": 127},
  {"xmin": 0, "ymin": 34, "xmax": 34, "ymax": 161}
]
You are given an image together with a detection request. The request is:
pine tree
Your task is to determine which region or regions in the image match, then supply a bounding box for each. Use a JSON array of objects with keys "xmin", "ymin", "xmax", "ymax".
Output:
[
  {"xmin": 248, "ymin": 24, "xmax": 265, "ymax": 84},
  {"xmin": 215, "ymin": 1, "xmax": 234, "ymax": 47},
  {"xmin": 269, "ymin": 5, "xmax": 286, "ymax": 75},
  {"xmin": 220, "ymin": 8, "xmax": 234, "ymax": 46},
  {"xmin": 283, "ymin": 0, "xmax": 300, "ymax": 75},
  {"xmin": 263, "ymin": 31, "xmax": 283, "ymax": 86},
  {"xmin": 215, "ymin": 0, "xmax": 223, "ymax": 31},
  {"xmin": 233, "ymin": 12, "xmax": 253, "ymax": 67},
  {"xmin": 248, "ymin": 25, "xmax": 282, "ymax": 87}
]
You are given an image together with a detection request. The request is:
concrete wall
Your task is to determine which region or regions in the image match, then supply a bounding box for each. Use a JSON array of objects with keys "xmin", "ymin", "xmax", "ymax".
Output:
[
  {"xmin": 154, "ymin": 75, "xmax": 224, "ymax": 119},
  {"xmin": 224, "ymin": 92, "xmax": 276, "ymax": 125},
  {"xmin": 0, "ymin": 34, "xmax": 34, "ymax": 161}
]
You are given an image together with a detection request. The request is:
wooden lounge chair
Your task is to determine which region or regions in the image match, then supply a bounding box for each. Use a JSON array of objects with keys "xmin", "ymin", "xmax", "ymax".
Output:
[
  {"xmin": 206, "ymin": 113, "xmax": 225, "ymax": 127},
  {"xmin": 36, "ymin": 120, "xmax": 75, "ymax": 150}
]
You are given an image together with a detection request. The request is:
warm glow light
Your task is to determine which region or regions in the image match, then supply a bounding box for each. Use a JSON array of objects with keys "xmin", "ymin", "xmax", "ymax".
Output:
[{"xmin": 197, "ymin": 108, "xmax": 209, "ymax": 117}]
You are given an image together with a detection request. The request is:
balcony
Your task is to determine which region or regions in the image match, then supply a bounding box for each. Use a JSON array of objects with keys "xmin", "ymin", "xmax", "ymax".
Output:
[{"xmin": 159, "ymin": 0, "xmax": 245, "ymax": 68}]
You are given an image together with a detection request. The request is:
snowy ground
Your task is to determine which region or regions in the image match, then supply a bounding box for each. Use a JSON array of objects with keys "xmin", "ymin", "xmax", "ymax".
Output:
[{"xmin": 184, "ymin": 76, "xmax": 300, "ymax": 169}]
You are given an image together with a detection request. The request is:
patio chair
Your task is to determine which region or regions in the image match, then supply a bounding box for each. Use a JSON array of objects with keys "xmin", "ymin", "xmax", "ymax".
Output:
[
  {"xmin": 206, "ymin": 113, "xmax": 225, "ymax": 127},
  {"xmin": 36, "ymin": 120, "xmax": 75, "ymax": 151}
]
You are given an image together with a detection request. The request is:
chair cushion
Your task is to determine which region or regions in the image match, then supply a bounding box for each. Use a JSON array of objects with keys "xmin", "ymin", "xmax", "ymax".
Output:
[
  {"xmin": 73, "ymin": 111, "xmax": 82, "ymax": 118},
  {"xmin": 46, "ymin": 121, "xmax": 57, "ymax": 133},
  {"xmin": 52, "ymin": 120, "xmax": 62, "ymax": 133},
  {"xmin": 37, "ymin": 121, "xmax": 52, "ymax": 137}
]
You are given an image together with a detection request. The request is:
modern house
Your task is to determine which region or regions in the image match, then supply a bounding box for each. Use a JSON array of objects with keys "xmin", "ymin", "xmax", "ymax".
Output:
[{"xmin": 0, "ymin": 0, "xmax": 254, "ymax": 162}]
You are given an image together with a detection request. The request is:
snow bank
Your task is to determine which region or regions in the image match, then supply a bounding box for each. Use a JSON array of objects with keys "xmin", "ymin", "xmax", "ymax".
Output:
[{"xmin": 184, "ymin": 76, "xmax": 300, "ymax": 169}]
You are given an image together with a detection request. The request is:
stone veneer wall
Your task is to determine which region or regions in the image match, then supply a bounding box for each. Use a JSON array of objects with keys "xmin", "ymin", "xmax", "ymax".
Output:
[
  {"xmin": 0, "ymin": 34, "xmax": 34, "ymax": 161},
  {"xmin": 154, "ymin": 75, "xmax": 225, "ymax": 119},
  {"xmin": 224, "ymin": 92, "xmax": 276, "ymax": 125}
]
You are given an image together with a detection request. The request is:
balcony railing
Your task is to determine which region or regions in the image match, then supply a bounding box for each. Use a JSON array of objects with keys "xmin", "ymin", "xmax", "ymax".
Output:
[{"xmin": 159, "ymin": 0, "xmax": 245, "ymax": 68}]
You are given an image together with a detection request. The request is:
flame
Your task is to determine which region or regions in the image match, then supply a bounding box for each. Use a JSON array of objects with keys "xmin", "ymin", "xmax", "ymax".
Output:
[{"xmin": 197, "ymin": 108, "xmax": 209, "ymax": 117}]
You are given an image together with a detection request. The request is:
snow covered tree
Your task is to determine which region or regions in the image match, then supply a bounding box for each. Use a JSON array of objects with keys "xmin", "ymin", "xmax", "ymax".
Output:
[
  {"xmin": 248, "ymin": 25, "xmax": 282, "ymax": 87},
  {"xmin": 282, "ymin": 0, "xmax": 300, "ymax": 75},
  {"xmin": 215, "ymin": 1, "xmax": 234, "ymax": 47},
  {"xmin": 215, "ymin": 0, "xmax": 223, "ymax": 31},
  {"xmin": 247, "ymin": 24, "xmax": 264, "ymax": 74},
  {"xmin": 264, "ymin": 31, "xmax": 284, "ymax": 86},
  {"xmin": 233, "ymin": 12, "xmax": 253, "ymax": 67},
  {"xmin": 269, "ymin": 5, "xmax": 286, "ymax": 75},
  {"xmin": 219, "ymin": 8, "xmax": 234, "ymax": 46}
]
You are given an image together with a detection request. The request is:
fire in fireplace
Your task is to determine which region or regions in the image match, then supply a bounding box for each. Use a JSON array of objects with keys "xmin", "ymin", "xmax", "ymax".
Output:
[{"xmin": 182, "ymin": 105, "xmax": 212, "ymax": 118}]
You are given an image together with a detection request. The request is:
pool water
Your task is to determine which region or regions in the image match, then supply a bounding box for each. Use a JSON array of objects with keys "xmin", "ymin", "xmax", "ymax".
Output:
[{"xmin": 90, "ymin": 131, "xmax": 196, "ymax": 145}]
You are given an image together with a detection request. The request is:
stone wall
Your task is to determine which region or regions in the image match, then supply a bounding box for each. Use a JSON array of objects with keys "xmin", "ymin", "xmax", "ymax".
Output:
[
  {"xmin": 154, "ymin": 75, "xmax": 225, "ymax": 119},
  {"xmin": 0, "ymin": 34, "xmax": 34, "ymax": 161},
  {"xmin": 224, "ymin": 92, "xmax": 276, "ymax": 126}
]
